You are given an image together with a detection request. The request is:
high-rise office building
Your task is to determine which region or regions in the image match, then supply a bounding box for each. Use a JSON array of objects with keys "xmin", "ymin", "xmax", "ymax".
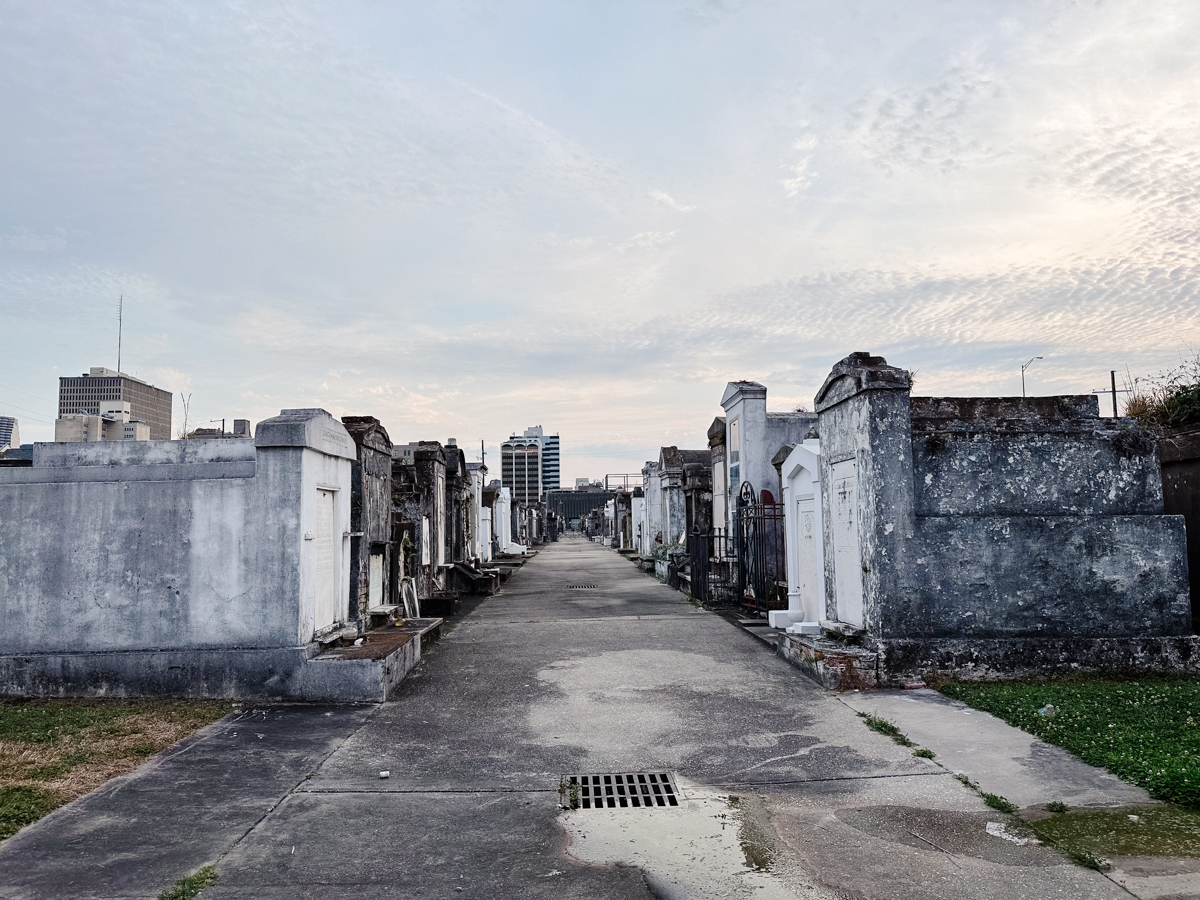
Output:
[
  {"xmin": 500, "ymin": 426, "xmax": 559, "ymax": 502},
  {"xmin": 58, "ymin": 368, "xmax": 173, "ymax": 440},
  {"xmin": 536, "ymin": 428, "xmax": 560, "ymax": 492},
  {"xmin": 501, "ymin": 434, "xmax": 542, "ymax": 504},
  {"xmin": 0, "ymin": 416, "xmax": 19, "ymax": 452}
]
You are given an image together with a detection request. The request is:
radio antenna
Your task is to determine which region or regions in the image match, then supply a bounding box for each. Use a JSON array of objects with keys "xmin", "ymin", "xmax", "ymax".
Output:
[{"xmin": 117, "ymin": 295, "xmax": 123, "ymax": 374}]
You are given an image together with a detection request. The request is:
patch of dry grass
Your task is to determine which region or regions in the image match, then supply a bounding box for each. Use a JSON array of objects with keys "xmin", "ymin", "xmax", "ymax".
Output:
[{"xmin": 0, "ymin": 698, "xmax": 231, "ymax": 839}]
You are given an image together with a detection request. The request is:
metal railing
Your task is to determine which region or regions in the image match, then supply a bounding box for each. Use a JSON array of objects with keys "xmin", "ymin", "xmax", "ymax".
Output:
[{"xmin": 736, "ymin": 486, "xmax": 786, "ymax": 615}]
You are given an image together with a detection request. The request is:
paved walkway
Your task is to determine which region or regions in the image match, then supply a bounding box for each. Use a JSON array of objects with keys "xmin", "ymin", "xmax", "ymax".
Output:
[{"xmin": 0, "ymin": 537, "xmax": 1142, "ymax": 899}]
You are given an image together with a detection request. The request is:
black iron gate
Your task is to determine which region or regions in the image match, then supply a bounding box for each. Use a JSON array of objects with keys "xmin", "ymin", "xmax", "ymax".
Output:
[
  {"xmin": 689, "ymin": 527, "xmax": 710, "ymax": 603},
  {"xmin": 736, "ymin": 482, "xmax": 785, "ymax": 614}
]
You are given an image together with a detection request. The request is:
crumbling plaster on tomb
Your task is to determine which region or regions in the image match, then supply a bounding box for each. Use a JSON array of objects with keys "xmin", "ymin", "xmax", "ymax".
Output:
[{"xmin": 811, "ymin": 353, "xmax": 1192, "ymax": 667}]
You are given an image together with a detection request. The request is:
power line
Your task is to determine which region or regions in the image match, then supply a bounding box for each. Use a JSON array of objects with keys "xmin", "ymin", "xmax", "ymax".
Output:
[
  {"xmin": 0, "ymin": 383, "xmax": 55, "ymax": 403},
  {"xmin": 0, "ymin": 404, "xmax": 54, "ymax": 425}
]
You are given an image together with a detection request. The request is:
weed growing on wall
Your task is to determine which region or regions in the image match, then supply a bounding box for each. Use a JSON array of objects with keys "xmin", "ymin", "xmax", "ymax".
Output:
[
  {"xmin": 941, "ymin": 675, "xmax": 1200, "ymax": 807},
  {"xmin": 1126, "ymin": 351, "xmax": 1200, "ymax": 428}
]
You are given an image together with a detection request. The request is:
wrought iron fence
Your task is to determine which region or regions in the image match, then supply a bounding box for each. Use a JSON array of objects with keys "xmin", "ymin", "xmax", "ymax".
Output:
[
  {"xmin": 687, "ymin": 527, "xmax": 736, "ymax": 605},
  {"xmin": 736, "ymin": 483, "xmax": 786, "ymax": 615}
]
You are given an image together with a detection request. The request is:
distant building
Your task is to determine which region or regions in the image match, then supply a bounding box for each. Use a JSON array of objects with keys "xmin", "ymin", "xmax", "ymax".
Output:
[
  {"xmin": 58, "ymin": 367, "xmax": 173, "ymax": 440},
  {"xmin": 501, "ymin": 434, "xmax": 542, "ymax": 504},
  {"xmin": 54, "ymin": 401, "xmax": 151, "ymax": 443},
  {"xmin": 191, "ymin": 419, "xmax": 253, "ymax": 440},
  {"xmin": 501, "ymin": 425, "xmax": 559, "ymax": 502},
  {"xmin": 526, "ymin": 426, "xmax": 560, "ymax": 492},
  {"xmin": 545, "ymin": 488, "xmax": 615, "ymax": 529},
  {"xmin": 0, "ymin": 417, "xmax": 18, "ymax": 453}
]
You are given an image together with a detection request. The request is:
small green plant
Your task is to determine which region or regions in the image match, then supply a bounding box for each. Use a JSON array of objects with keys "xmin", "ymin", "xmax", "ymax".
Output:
[
  {"xmin": 857, "ymin": 713, "xmax": 915, "ymax": 747},
  {"xmin": 912, "ymin": 747, "xmax": 935, "ymax": 759},
  {"xmin": 1046, "ymin": 801, "xmax": 1069, "ymax": 814},
  {"xmin": 157, "ymin": 865, "xmax": 219, "ymax": 900},
  {"xmin": 984, "ymin": 793, "xmax": 1019, "ymax": 814},
  {"xmin": 569, "ymin": 781, "xmax": 580, "ymax": 810}
]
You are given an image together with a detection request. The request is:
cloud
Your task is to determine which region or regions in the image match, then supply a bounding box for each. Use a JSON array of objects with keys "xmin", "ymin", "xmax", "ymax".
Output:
[
  {"xmin": 1, "ymin": 227, "xmax": 67, "ymax": 253},
  {"xmin": 2, "ymin": 0, "xmax": 1199, "ymax": 472},
  {"xmin": 650, "ymin": 190, "xmax": 695, "ymax": 212},
  {"xmin": 153, "ymin": 368, "xmax": 193, "ymax": 394}
]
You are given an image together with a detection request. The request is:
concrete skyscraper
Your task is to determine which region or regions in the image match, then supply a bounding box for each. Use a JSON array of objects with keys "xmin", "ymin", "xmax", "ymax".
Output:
[
  {"xmin": 0, "ymin": 416, "xmax": 19, "ymax": 453},
  {"xmin": 58, "ymin": 368, "xmax": 173, "ymax": 440},
  {"xmin": 500, "ymin": 425, "xmax": 559, "ymax": 502}
]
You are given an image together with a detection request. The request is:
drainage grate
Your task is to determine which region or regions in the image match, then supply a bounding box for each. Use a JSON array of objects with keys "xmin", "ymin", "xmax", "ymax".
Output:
[
  {"xmin": 567, "ymin": 584, "xmax": 599, "ymax": 590},
  {"xmin": 560, "ymin": 772, "xmax": 680, "ymax": 809}
]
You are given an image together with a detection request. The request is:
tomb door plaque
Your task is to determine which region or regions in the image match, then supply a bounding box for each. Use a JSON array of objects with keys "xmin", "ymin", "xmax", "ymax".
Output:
[
  {"xmin": 830, "ymin": 460, "xmax": 864, "ymax": 627},
  {"xmin": 368, "ymin": 552, "xmax": 384, "ymax": 608},
  {"xmin": 313, "ymin": 489, "xmax": 339, "ymax": 630}
]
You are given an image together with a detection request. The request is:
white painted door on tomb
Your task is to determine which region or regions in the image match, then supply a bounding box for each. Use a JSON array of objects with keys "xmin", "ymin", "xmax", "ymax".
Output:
[
  {"xmin": 796, "ymin": 494, "xmax": 819, "ymax": 619},
  {"xmin": 830, "ymin": 460, "xmax": 864, "ymax": 628},
  {"xmin": 368, "ymin": 552, "xmax": 384, "ymax": 609},
  {"xmin": 313, "ymin": 489, "xmax": 339, "ymax": 631}
]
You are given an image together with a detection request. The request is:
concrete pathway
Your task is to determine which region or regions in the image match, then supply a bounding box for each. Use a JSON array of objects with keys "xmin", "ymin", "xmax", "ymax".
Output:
[
  {"xmin": 839, "ymin": 688, "xmax": 1153, "ymax": 809},
  {"xmin": 0, "ymin": 537, "xmax": 1142, "ymax": 899}
]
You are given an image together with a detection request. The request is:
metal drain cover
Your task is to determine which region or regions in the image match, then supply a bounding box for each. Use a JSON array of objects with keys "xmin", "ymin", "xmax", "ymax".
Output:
[
  {"xmin": 560, "ymin": 772, "xmax": 679, "ymax": 809},
  {"xmin": 567, "ymin": 584, "xmax": 599, "ymax": 589}
]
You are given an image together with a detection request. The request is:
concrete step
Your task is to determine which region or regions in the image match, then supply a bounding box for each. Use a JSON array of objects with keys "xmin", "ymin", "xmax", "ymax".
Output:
[{"xmin": 301, "ymin": 617, "xmax": 444, "ymax": 701}]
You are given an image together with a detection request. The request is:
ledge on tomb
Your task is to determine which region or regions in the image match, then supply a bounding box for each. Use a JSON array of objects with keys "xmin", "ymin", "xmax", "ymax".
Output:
[{"xmin": 302, "ymin": 617, "xmax": 443, "ymax": 702}]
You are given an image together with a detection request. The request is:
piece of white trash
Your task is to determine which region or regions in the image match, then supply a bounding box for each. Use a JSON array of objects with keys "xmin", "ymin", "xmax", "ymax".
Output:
[{"xmin": 379, "ymin": 770, "xmax": 390, "ymax": 779}]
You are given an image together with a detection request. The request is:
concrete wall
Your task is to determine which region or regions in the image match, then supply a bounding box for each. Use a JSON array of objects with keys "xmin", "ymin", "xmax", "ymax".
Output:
[
  {"xmin": 911, "ymin": 397, "xmax": 1163, "ymax": 517},
  {"xmin": 0, "ymin": 409, "xmax": 356, "ymax": 696},
  {"xmin": 813, "ymin": 353, "xmax": 1192, "ymax": 679}
]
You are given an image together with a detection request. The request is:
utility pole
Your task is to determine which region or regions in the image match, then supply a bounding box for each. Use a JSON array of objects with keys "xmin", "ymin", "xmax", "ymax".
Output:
[
  {"xmin": 117, "ymin": 296, "xmax": 123, "ymax": 374},
  {"xmin": 1092, "ymin": 371, "xmax": 1130, "ymax": 417},
  {"xmin": 1021, "ymin": 356, "xmax": 1042, "ymax": 397}
]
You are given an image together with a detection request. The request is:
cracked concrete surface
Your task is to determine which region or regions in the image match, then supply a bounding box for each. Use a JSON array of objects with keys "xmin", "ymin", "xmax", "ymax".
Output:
[{"xmin": 0, "ymin": 536, "xmax": 1145, "ymax": 898}]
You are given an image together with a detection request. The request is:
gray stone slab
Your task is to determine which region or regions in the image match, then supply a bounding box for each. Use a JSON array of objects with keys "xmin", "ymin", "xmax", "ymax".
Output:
[
  {"xmin": 839, "ymin": 688, "xmax": 1153, "ymax": 808},
  {"xmin": 0, "ymin": 704, "xmax": 375, "ymax": 900},
  {"xmin": 201, "ymin": 792, "xmax": 655, "ymax": 900},
  {"xmin": 764, "ymin": 774, "xmax": 1131, "ymax": 900}
]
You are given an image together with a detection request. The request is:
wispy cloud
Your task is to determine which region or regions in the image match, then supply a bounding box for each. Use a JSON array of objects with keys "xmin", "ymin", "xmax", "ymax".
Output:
[{"xmin": 1, "ymin": 0, "xmax": 1197, "ymax": 479}]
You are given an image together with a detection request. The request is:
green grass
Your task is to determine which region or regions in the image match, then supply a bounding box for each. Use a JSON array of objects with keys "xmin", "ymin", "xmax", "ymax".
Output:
[
  {"xmin": 856, "ymin": 711, "xmax": 916, "ymax": 747},
  {"xmin": 941, "ymin": 674, "xmax": 1200, "ymax": 808},
  {"xmin": 0, "ymin": 786, "xmax": 61, "ymax": 839},
  {"xmin": 983, "ymin": 793, "xmax": 1019, "ymax": 814},
  {"xmin": 157, "ymin": 865, "xmax": 219, "ymax": 900},
  {"xmin": 0, "ymin": 698, "xmax": 230, "ymax": 841}
]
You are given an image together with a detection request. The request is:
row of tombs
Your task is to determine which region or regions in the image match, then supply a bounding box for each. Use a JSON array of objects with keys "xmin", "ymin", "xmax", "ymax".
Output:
[
  {"xmin": 598, "ymin": 353, "xmax": 1198, "ymax": 687},
  {"xmin": 0, "ymin": 409, "xmax": 537, "ymax": 701}
]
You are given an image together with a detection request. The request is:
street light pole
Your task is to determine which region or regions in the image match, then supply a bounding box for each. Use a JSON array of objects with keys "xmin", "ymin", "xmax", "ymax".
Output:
[{"xmin": 1021, "ymin": 357, "xmax": 1043, "ymax": 397}]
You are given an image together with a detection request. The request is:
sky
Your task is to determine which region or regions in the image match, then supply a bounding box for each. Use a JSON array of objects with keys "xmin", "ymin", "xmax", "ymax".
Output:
[{"xmin": 2, "ymin": 0, "xmax": 1198, "ymax": 482}]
